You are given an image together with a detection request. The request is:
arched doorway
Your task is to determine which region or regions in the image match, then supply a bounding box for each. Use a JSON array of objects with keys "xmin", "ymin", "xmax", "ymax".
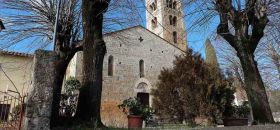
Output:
[
  {"xmin": 137, "ymin": 93, "xmax": 149, "ymax": 106},
  {"xmin": 135, "ymin": 82, "xmax": 150, "ymax": 106},
  {"xmin": 134, "ymin": 79, "xmax": 152, "ymax": 106}
]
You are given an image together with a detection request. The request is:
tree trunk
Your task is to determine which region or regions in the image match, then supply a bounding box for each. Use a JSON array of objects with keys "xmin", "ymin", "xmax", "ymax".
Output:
[
  {"xmin": 91, "ymin": 41, "xmax": 106, "ymax": 126},
  {"xmin": 50, "ymin": 57, "xmax": 73, "ymax": 128},
  {"xmin": 75, "ymin": 24, "xmax": 106, "ymax": 126},
  {"xmin": 75, "ymin": 0, "xmax": 107, "ymax": 127},
  {"xmin": 75, "ymin": 30, "xmax": 95, "ymax": 121},
  {"xmin": 237, "ymin": 49, "xmax": 274, "ymax": 123}
]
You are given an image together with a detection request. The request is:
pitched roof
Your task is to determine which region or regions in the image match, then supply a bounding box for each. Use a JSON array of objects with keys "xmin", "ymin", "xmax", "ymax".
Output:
[
  {"xmin": 0, "ymin": 25, "xmax": 186, "ymax": 57},
  {"xmin": 105, "ymin": 25, "xmax": 187, "ymax": 53},
  {"xmin": 0, "ymin": 50, "xmax": 33, "ymax": 57}
]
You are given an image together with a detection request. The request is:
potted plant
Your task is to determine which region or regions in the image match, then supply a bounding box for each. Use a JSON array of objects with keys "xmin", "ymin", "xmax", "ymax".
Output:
[
  {"xmin": 223, "ymin": 101, "xmax": 250, "ymax": 126},
  {"xmin": 118, "ymin": 97, "xmax": 155, "ymax": 128}
]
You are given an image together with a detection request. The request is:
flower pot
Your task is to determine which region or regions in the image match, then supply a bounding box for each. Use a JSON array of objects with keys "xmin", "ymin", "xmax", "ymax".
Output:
[
  {"xmin": 223, "ymin": 118, "xmax": 248, "ymax": 126},
  {"xmin": 128, "ymin": 115, "xmax": 143, "ymax": 128}
]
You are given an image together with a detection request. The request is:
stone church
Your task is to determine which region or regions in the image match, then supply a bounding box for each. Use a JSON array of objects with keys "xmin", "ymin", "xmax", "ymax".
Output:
[
  {"xmin": 0, "ymin": 0, "xmax": 187, "ymax": 127},
  {"xmin": 65, "ymin": 0, "xmax": 187, "ymax": 127}
]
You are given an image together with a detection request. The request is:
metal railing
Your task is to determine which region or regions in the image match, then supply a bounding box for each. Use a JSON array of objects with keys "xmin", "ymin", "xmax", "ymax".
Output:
[{"xmin": 0, "ymin": 94, "xmax": 26, "ymax": 130}]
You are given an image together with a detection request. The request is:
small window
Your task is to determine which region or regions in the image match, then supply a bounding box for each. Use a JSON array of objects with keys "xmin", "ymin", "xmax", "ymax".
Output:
[
  {"xmin": 150, "ymin": 1, "xmax": 157, "ymax": 11},
  {"xmin": 153, "ymin": 3, "xmax": 157, "ymax": 10},
  {"xmin": 168, "ymin": 0, "xmax": 173, "ymax": 8},
  {"xmin": 166, "ymin": 0, "xmax": 176, "ymax": 9},
  {"xmin": 152, "ymin": 17, "xmax": 157, "ymax": 28},
  {"xmin": 150, "ymin": 5, "xmax": 153, "ymax": 11},
  {"xmin": 169, "ymin": 15, "xmax": 173, "ymax": 25},
  {"xmin": 172, "ymin": 1, "xmax": 177, "ymax": 9},
  {"xmin": 173, "ymin": 31, "xmax": 177, "ymax": 43},
  {"xmin": 173, "ymin": 16, "xmax": 177, "ymax": 26},
  {"xmin": 108, "ymin": 56, "xmax": 114, "ymax": 76},
  {"xmin": 139, "ymin": 60, "xmax": 144, "ymax": 78}
]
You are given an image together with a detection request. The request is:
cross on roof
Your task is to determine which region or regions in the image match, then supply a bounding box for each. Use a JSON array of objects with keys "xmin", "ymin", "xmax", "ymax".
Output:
[{"xmin": 139, "ymin": 37, "xmax": 143, "ymax": 42}]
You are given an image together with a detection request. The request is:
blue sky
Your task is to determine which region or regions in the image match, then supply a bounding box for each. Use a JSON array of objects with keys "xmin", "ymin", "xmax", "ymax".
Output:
[
  {"xmin": 0, "ymin": 0, "xmax": 219, "ymax": 59},
  {"xmin": 102, "ymin": 0, "xmax": 220, "ymax": 59},
  {"xmin": 1, "ymin": 0, "xmax": 279, "ymax": 89}
]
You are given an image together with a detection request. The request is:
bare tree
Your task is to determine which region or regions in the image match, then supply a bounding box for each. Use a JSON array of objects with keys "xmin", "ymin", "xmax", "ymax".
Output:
[
  {"xmin": 256, "ymin": 41, "xmax": 280, "ymax": 89},
  {"xmin": 214, "ymin": 24, "xmax": 280, "ymax": 90},
  {"xmin": 0, "ymin": 0, "xmax": 83, "ymax": 127},
  {"xmin": 0, "ymin": 0, "xmax": 143, "ymax": 128},
  {"xmin": 182, "ymin": 0, "xmax": 280, "ymax": 123}
]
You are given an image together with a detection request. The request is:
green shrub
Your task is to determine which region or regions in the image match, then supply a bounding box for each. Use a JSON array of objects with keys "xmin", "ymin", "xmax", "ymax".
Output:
[
  {"xmin": 224, "ymin": 101, "xmax": 250, "ymax": 118},
  {"xmin": 60, "ymin": 77, "xmax": 81, "ymax": 117},
  {"xmin": 152, "ymin": 49, "xmax": 235, "ymax": 125}
]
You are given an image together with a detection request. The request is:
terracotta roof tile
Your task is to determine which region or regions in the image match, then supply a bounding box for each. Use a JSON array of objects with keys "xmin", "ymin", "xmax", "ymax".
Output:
[{"xmin": 0, "ymin": 50, "xmax": 33, "ymax": 57}]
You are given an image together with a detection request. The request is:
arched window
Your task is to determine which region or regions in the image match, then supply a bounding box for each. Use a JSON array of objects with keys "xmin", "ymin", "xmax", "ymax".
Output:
[
  {"xmin": 152, "ymin": 17, "xmax": 157, "ymax": 28},
  {"xmin": 169, "ymin": 15, "xmax": 173, "ymax": 25},
  {"xmin": 153, "ymin": 3, "xmax": 157, "ymax": 10},
  {"xmin": 166, "ymin": 0, "xmax": 176, "ymax": 9},
  {"xmin": 150, "ymin": 0, "xmax": 157, "ymax": 11},
  {"xmin": 172, "ymin": 1, "xmax": 177, "ymax": 9},
  {"xmin": 169, "ymin": 0, "xmax": 173, "ymax": 8},
  {"xmin": 150, "ymin": 5, "xmax": 153, "ymax": 11},
  {"xmin": 173, "ymin": 16, "xmax": 177, "ymax": 26},
  {"xmin": 173, "ymin": 31, "xmax": 177, "ymax": 43},
  {"xmin": 166, "ymin": 0, "xmax": 173, "ymax": 8},
  {"xmin": 139, "ymin": 60, "xmax": 144, "ymax": 78},
  {"xmin": 166, "ymin": 0, "xmax": 169, "ymax": 7},
  {"xmin": 108, "ymin": 55, "xmax": 114, "ymax": 76}
]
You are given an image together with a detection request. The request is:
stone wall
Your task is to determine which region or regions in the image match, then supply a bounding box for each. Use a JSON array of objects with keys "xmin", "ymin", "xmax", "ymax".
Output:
[{"xmin": 24, "ymin": 50, "xmax": 57, "ymax": 130}]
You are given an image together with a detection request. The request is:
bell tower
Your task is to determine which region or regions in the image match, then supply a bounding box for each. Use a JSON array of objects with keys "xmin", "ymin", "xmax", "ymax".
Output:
[{"xmin": 146, "ymin": 0, "xmax": 187, "ymax": 51}]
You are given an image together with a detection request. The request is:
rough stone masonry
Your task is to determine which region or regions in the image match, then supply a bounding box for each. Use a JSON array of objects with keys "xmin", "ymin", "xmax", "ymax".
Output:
[{"xmin": 24, "ymin": 50, "xmax": 57, "ymax": 130}]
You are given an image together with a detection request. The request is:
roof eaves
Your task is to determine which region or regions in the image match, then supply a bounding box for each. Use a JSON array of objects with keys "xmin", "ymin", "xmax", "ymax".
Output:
[{"xmin": 0, "ymin": 50, "xmax": 33, "ymax": 57}]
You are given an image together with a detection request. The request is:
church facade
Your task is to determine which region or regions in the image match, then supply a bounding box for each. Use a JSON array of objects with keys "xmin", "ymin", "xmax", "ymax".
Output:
[
  {"xmin": 67, "ymin": 0, "xmax": 187, "ymax": 127},
  {"xmin": 67, "ymin": 26, "xmax": 186, "ymax": 127},
  {"xmin": 66, "ymin": 0, "xmax": 188, "ymax": 127}
]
